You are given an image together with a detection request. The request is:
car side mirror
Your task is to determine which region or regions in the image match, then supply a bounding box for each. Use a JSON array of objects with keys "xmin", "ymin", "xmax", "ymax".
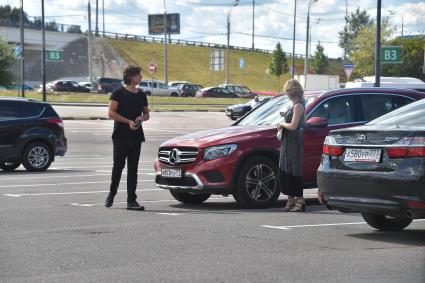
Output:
[{"xmin": 306, "ymin": 117, "xmax": 328, "ymax": 128}]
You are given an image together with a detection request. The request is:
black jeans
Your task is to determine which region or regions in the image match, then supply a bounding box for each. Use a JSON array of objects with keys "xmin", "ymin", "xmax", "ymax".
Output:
[{"xmin": 109, "ymin": 138, "xmax": 142, "ymax": 202}]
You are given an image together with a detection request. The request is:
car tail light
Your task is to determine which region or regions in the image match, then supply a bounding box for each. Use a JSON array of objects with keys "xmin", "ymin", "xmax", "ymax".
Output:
[
  {"xmin": 47, "ymin": 118, "xmax": 64, "ymax": 128},
  {"xmin": 98, "ymin": 84, "xmax": 102, "ymax": 91},
  {"xmin": 53, "ymin": 83, "xmax": 59, "ymax": 90},
  {"xmin": 387, "ymin": 137, "xmax": 425, "ymax": 158},
  {"xmin": 406, "ymin": 199, "xmax": 425, "ymax": 209},
  {"xmin": 323, "ymin": 136, "xmax": 344, "ymax": 157},
  {"xmin": 323, "ymin": 145, "xmax": 344, "ymax": 157}
]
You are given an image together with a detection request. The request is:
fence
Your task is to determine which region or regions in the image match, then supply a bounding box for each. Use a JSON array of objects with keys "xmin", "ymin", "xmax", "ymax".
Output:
[{"xmin": 101, "ymin": 31, "xmax": 306, "ymax": 59}]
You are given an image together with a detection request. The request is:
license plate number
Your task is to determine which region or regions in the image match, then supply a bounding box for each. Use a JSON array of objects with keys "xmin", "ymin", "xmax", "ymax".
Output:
[
  {"xmin": 161, "ymin": 168, "xmax": 182, "ymax": 178},
  {"xmin": 344, "ymin": 148, "xmax": 381, "ymax": 163}
]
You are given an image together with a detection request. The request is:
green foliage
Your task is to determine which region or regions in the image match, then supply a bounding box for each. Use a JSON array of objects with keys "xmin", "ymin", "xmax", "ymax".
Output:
[
  {"xmin": 382, "ymin": 37, "xmax": 425, "ymax": 81},
  {"xmin": 338, "ymin": 8, "xmax": 374, "ymax": 59},
  {"xmin": 268, "ymin": 42, "xmax": 288, "ymax": 91},
  {"xmin": 350, "ymin": 18, "xmax": 394, "ymax": 78},
  {"xmin": 310, "ymin": 43, "xmax": 329, "ymax": 74},
  {"xmin": 0, "ymin": 36, "xmax": 16, "ymax": 86},
  {"xmin": 0, "ymin": 5, "xmax": 29, "ymax": 24}
]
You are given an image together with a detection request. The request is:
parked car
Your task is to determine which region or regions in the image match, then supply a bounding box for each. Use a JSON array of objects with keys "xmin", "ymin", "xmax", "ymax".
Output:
[
  {"xmin": 93, "ymin": 77, "xmax": 123, "ymax": 93},
  {"xmin": 0, "ymin": 97, "xmax": 67, "ymax": 172},
  {"xmin": 196, "ymin": 87, "xmax": 238, "ymax": 98},
  {"xmin": 154, "ymin": 88, "xmax": 425, "ymax": 208},
  {"xmin": 169, "ymin": 81, "xmax": 189, "ymax": 87},
  {"xmin": 318, "ymin": 98, "xmax": 425, "ymax": 231},
  {"xmin": 219, "ymin": 84, "xmax": 257, "ymax": 98},
  {"xmin": 78, "ymin": 81, "xmax": 94, "ymax": 91},
  {"xmin": 178, "ymin": 84, "xmax": 203, "ymax": 97},
  {"xmin": 139, "ymin": 80, "xmax": 179, "ymax": 97},
  {"xmin": 38, "ymin": 80, "xmax": 60, "ymax": 93},
  {"xmin": 225, "ymin": 96, "xmax": 271, "ymax": 120},
  {"xmin": 40, "ymin": 80, "xmax": 90, "ymax": 93}
]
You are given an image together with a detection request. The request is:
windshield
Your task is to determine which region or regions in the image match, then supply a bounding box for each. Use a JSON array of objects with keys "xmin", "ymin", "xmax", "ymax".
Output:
[
  {"xmin": 237, "ymin": 96, "xmax": 292, "ymax": 126},
  {"xmin": 367, "ymin": 99, "xmax": 425, "ymax": 125}
]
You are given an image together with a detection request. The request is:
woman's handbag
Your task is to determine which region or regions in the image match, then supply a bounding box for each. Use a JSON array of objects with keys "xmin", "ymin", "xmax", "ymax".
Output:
[{"xmin": 276, "ymin": 128, "xmax": 283, "ymax": 142}]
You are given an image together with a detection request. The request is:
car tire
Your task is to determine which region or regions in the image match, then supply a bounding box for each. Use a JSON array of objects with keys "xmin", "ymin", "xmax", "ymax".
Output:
[
  {"xmin": 361, "ymin": 213, "xmax": 413, "ymax": 231},
  {"xmin": 170, "ymin": 190, "xmax": 211, "ymax": 204},
  {"xmin": 145, "ymin": 91, "xmax": 151, "ymax": 96},
  {"xmin": 233, "ymin": 156, "xmax": 279, "ymax": 208},
  {"xmin": 21, "ymin": 142, "xmax": 53, "ymax": 172},
  {"xmin": 0, "ymin": 162, "xmax": 21, "ymax": 171},
  {"xmin": 170, "ymin": 92, "xmax": 179, "ymax": 97}
]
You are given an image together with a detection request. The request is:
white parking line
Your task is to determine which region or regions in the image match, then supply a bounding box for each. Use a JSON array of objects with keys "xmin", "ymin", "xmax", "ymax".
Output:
[
  {"xmin": 0, "ymin": 179, "xmax": 155, "ymax": 189},
  {"xmin": 70, "ymin": 199, "xmax": 178, "ymax": 207},
  {"xmin": 157, "ymin": 212, "xmax": 182, "ymax": 216},
  {"xmin": 0, "ymin": 172, "xmax": 156, "ymax": 181},
  {"xmin": 4, "ymin": 188, "xmax": 163, "ymax": 197},
  {"xmin": 261, "ymin": 219, "xmax": 425, "ymax": 230}
]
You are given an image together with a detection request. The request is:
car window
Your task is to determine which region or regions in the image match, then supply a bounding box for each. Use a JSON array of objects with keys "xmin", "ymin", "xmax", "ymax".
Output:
[
  {"xmin": 140, "ymin": 82, "xmax": 148, "ymax": 87},
  {"xmin": 159, "ymin": 83, "xmax": 167, "ymax": 89},
  {"xmin": 0, "ymin": 101, "xmax": 45, "ymax": 120},
  {"xmin": 71, "ymin": 82, "xmax": 80, "ymax": 87},
  {"xmin": 393, "ymin": 95, "xmax": 414, "ymax": 109},
  {"xmin": 222, "ymin": 88, "xmax": 232, "ymax": 94},
  {"xmin": 241, "ymin": 86, "xmax": 250, "ymax": 93},
  {"xmin": 152, "ymin": 82, "xmax": 158, "ymax": 88},
  {"xmin": 238, "ymin": 96, "xmax": 291, "ymax": 126},
  {"xmin": 368, "ymin": 99, "xmax": 425, "ymax": 125},
  {"xmin": 360, "ymin": 95, "xmax": 395, "ymax": 121},
  {"xmin": 310, "ymin": 96, "xmax": 354, "ymax": 125}
]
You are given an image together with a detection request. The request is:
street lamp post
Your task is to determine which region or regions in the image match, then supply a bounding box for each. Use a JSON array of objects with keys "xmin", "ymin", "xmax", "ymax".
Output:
[
  {"xmin": 304, "ymin": 0, "xmax": 318, "ymax": 85},
  {"xmin": 225, "ymin": 0, "xmax": 239, "ymax": 84},
  {"xmin": 309, "ymin": 18, "xmax": 321, "ymax": 57},
  {"xmin": 389, "ymin": 10, "xmax": 404, "ymax": 37},
  {"xmin": 291, "ymin": 0, "xmax": 297, "ymax": 79}
]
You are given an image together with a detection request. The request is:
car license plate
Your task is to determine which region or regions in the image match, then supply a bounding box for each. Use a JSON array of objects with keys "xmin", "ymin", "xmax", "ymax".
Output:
[
  {"xmin": 344, "ymin": 148, "xmax": 381, "ymax": 163},
  {"xmin": 161, "ymin": 168, "xmax": 182, "ymax": 178}
]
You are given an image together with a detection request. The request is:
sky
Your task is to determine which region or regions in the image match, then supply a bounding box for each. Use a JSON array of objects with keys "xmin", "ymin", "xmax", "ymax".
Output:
[{"xmin": 2, "ymin": 0, "xmax": 425, "ymax": 58}]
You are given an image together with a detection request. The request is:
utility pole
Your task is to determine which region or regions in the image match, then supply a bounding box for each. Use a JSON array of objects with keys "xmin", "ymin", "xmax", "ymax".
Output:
[
  {"xmin": 41, "ymin": 0, "xmax": 46, "ymax": 102},
  {"xmin": 374, "ymin": 0, "xmax": 382, "ymax": 87},
  {"xmin": 19, "ymin": 0, "xmax": 25, "ymax": 97},
  {"xmin": 344, "ymin": 0, "xmax": 348, "ymax": 62},
  {"xmin": 226, "ymin": 0, "xmax": 240, "ymax": 84},
  {"xmin": 291, "ymin": 0, "xmax": 297, "ymax": 79},
  {"xmin": 252, "ymin": 0, "xmax": 255, "ymax": 51},
  {"xmin": 95, "ymin": 0, "xmax": 99, "ymax": 37},
  {"xmin": 164, "ymin": 0, "xmax": 168, "ymax": 85},
  {"xmin": 102, "ymin": 0, "xmax": 105, "ymax": 37},
  {"xmin": 88, "ymin": 1, "xmax": 93, "ymax": 83}
]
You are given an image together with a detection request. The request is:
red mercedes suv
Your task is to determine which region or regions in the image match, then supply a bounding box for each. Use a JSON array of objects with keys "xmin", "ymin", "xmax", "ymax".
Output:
[{"xmin": 154, "ymin": 88, "xmax": 425, "ymax": 208}]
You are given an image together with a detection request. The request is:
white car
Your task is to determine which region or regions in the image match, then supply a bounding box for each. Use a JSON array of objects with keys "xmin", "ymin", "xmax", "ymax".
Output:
[{"xmin": 139, "ymin": 80, "xmax": 179, "ymax": 97}]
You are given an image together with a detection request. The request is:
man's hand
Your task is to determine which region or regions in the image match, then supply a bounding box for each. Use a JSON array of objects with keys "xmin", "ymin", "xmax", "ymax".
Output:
[
  {"xmin": 128, "ymin": 120, "xmax": 138, "ymax": 130},
  {"xmin": 317, "ymin": 192, "xmax": 327, "ymax": 205}
]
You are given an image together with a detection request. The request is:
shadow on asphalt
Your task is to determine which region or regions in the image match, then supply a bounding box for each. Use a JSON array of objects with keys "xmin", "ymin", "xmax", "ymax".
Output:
[{"xmin": 348, "ymin": 230, "xmax": 425, "ymax": 246}]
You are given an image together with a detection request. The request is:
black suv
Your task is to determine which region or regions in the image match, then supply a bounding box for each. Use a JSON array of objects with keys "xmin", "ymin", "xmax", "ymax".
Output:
[
  {"xmin": 93, "ymin": 78, "xmax": 123, "ymax": 93},
  {"xmin": 178, "ymin": 84, "xmax": 203, "ymax": 97},
  {"xmin": 0, "ymin": 97, "xmax": 67, "ymax": 172}
]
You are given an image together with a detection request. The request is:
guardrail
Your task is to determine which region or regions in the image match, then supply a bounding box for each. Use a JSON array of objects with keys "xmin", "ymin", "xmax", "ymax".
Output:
[{"xmin": 101, "ymin": 31, "xmax": 306, "ymax": 59}]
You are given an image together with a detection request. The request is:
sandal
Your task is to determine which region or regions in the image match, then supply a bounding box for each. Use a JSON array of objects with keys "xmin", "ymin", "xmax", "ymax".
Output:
[{"xmin": 290, "ymin": 197, "xmax": 305, "ymax": 212}]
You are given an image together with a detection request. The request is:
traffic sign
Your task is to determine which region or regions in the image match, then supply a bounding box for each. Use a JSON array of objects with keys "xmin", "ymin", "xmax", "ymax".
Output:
[
  {"xmin": 149, "ymin": 63, "xmax": 157, "ymax": 73},
  {"xmin": 14, "ymin": 45, "xmax": 22, "ymax": 58},
  {"xmin": 381, "ymin": 46, "xmax": 401, "ymax": 64},
  {"xmin": 239, "ymin": 58, "xmax": 244, "ymax": 69},
  {"xmin": 47, "ymin": 50, "xmax": 63, "ymax": 61},
  {"xmin": 343, "ymin": 63, "xmax": 355, "ymax": 79}
]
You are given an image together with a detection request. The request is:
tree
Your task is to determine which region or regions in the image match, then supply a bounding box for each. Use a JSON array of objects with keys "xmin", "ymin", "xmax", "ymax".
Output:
[
  {"xmin": 0, "ymin": 36, "xmax": 16, "ymax": 86},
  {"xmin": 310, "ymin": 43, "xmax": 329, "ymax": 74},
  {"xmin": 338, "ymin": 8, "xmax": 374, "ymax": 60},
  {"xmin": 269, "ymin": 42, "xmax": 288, "ymax": 91},
  {"xmin": 382, "ymin": 37, "xmax": 425, "ymax": 81},
  {"xmin": 350, "ymin": 17, "xmax": 394, "ymax": 78},
  {"xmin": 0, "ymin": 5, "xmax": 30, "ymax": 26}
]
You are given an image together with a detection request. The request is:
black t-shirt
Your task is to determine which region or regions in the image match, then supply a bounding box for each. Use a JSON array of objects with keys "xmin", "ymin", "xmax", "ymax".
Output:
[{"xmin": 109, "ymin": 87, "xmax": 148, "ymax": 141}]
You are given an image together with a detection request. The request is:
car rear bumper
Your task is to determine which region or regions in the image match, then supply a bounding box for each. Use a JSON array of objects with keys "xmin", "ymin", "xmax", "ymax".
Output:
[
  {"xmin": 317, "ymin": 166, "xmax": 425, "ymax": 218},
  {"xmin": 55, "ymin": 137, "xmax": 67, "ymax": 156}
]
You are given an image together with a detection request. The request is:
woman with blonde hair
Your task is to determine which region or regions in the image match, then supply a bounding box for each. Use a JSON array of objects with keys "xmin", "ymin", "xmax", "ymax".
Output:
[{"xmin": 277, "ymin": 79, "xmax": 306, "ymax": 212}]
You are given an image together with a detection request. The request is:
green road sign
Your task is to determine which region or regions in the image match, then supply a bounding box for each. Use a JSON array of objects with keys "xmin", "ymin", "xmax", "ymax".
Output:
[
  {"xmin": 381, "ymin": 46, "xmax": 401, "ymax": 64},
  {"xmin": 47, "ymin": 50, "xmax": 63, "ymax": 61}
]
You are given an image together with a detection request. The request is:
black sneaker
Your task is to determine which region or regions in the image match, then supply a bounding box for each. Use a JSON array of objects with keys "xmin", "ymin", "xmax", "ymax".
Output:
[
  {"xmin": 127, "ymin": 200, "xmax": 145, "ymax": 211},
  {"xmin": 105, "ymin": 193, "xmax": 115, "ymax": 208}
]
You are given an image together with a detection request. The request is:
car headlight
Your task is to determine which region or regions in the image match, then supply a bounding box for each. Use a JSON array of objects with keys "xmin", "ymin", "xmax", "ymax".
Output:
[{"xmin": 203, "ymin": 144, "xmax": 238, "ymax": 161}]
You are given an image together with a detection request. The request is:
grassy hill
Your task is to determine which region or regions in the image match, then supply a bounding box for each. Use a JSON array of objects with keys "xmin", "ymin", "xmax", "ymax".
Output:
[{"xmin": 108, "ymin": 39, "xmax": 343, "ymax": 93}]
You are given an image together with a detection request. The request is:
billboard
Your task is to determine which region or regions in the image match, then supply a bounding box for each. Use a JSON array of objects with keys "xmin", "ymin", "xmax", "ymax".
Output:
[{"xmin": 148, "ymin": 13, "xmax": 180, "ymax": 35}]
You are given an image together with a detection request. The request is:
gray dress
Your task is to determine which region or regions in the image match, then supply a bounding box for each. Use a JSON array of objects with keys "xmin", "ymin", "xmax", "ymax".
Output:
[{"xmin": 279, "ymin": 100, "xmax": 305, "ymax": 196}]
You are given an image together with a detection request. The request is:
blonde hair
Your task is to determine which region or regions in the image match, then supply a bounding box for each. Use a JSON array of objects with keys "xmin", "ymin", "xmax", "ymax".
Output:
[{"xmin": 283, "ymin": 79, "xmax": 304, "ymax": 101}]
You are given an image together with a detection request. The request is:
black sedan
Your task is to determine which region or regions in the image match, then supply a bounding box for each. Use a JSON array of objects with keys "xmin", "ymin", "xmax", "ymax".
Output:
[
  {"xmin": 195, "ymin": 87, "xmax": 238, "ymax": 98},
  {"xmin": 317, "ymin": 99, "xmax": 425, "ymax": 231},
  {"xmin": 225, "ymin": 96, "xmax": 271, "ymax": 120},
  {"xmin": 52, "ymin": 80, "xmax": 90, "ymax": 93}
]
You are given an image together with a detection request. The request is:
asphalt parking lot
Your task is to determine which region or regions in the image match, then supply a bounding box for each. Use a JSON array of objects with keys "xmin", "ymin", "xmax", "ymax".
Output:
[{"xmin": 1, "ymin": 112, "xmax": 425, "ymax": 283}]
